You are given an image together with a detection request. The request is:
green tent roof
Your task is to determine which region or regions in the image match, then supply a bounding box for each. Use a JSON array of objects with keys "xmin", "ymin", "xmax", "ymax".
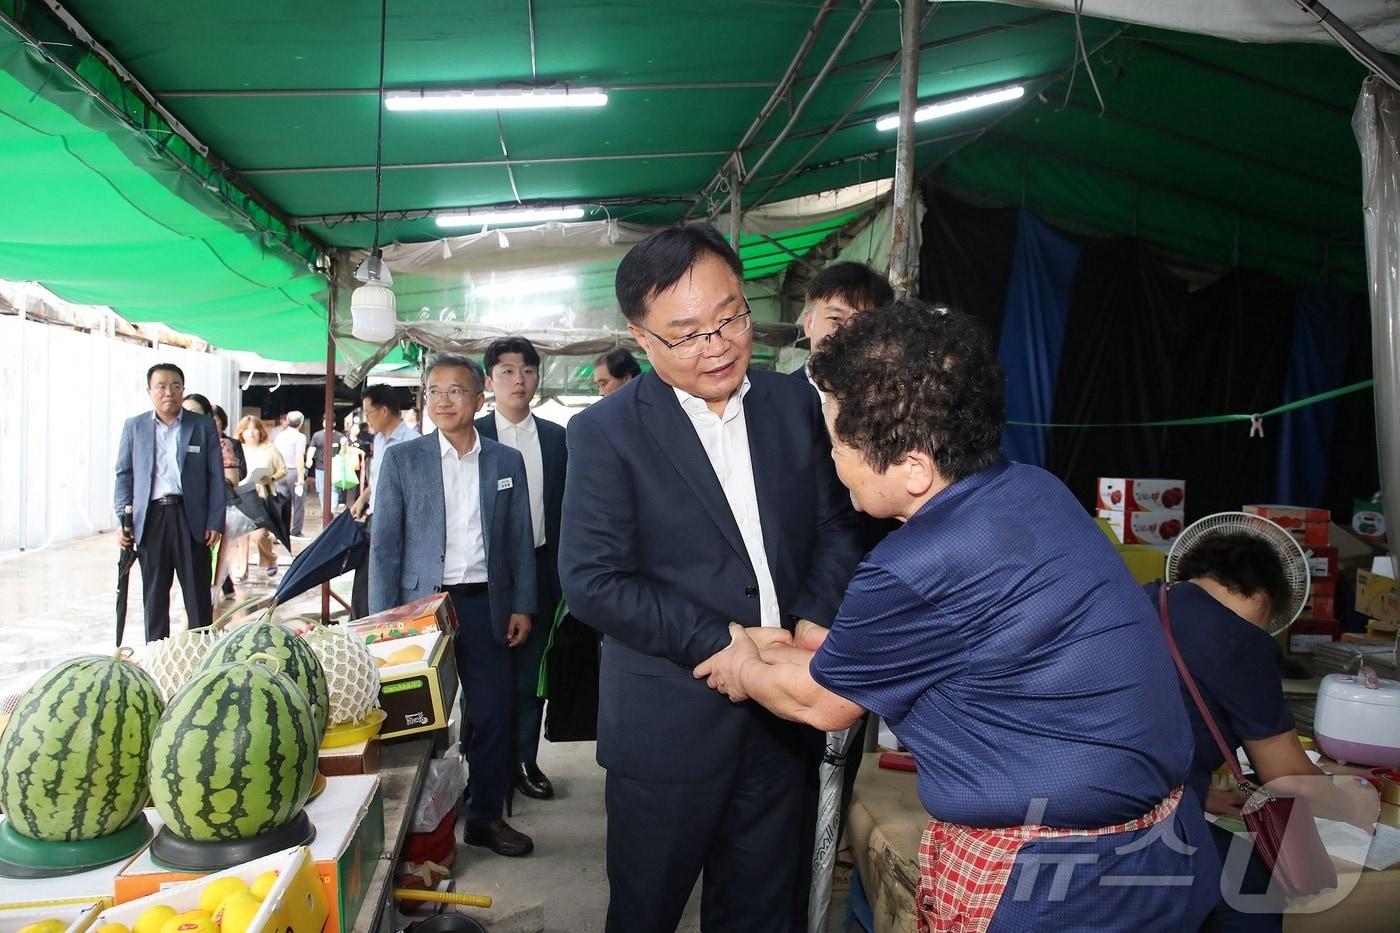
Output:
[{"xmin": 0, "ymin": 1, "xmax": 1381, "ymax": 359}]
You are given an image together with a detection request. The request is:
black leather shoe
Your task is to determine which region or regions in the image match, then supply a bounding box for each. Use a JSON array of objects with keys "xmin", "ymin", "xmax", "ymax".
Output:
[
  {"xmin": 514, "ymin": 761, "xmax": 554, "ymax": 799},
  {"xmin": 463, "ymin": 819, "xmax": 534, "ymax": 857}
]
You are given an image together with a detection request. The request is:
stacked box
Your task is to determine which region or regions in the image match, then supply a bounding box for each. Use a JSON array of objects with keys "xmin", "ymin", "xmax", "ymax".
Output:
[
  {"xmin": 1243, "ymin": 504, "xmax": 1330, "ymax": 547},
  {"xmin": 1358, "ymin": 557, "xmax": 1399, "ymax": 635},
  {"xmin": 1097, "ymin": 478, "xmax": 1186, "ymax": 551}
]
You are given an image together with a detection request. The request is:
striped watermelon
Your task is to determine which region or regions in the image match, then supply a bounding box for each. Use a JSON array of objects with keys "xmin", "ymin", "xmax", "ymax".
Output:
[
  {"xmin": 149, "ymin": 655, "xmax": 317, "ymax": 842},
  {"xmin": 0, "ymin": 652, "xmax": 163, "ymax": 841},
  {"xmin": 197, "ymin": 621, "xmax": 329, "ymax": 739}
]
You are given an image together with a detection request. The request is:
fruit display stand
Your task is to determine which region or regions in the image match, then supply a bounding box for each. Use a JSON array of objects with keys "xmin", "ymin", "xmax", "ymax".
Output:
[
  {"xmin": 349, "ymin": 737, "xmax": 437, "ymax": 933},
  {"xmin": 0, "ymin": 836, "xmax": 145, "ymax": 913}
]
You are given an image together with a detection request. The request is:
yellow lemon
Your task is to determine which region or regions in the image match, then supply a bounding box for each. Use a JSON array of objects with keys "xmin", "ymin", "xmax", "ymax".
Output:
[
  {"xmin": 157, "ymin": 910, "xmax": 216, "ymax": 933},
  {"xmin": 17, "ymin": 921, "xmax": 66, "ymax": 933},
  {"xmin": 213, "ymin": 893, "xmax": 262, "ymax": 933},
  {"xmin": 133, "ymin": 906, "xmax": 177, "ymax": 933},
  {"xmin": 199, "ymin": 876, "xmax": 250, "ymax": 914},
  {"xmin": 96, "ymin": 925, "xmax": 132, "ymax": 933},
  {"xmin": 249, "ymin": 868, "xmax": 280, "ymax": 899}
]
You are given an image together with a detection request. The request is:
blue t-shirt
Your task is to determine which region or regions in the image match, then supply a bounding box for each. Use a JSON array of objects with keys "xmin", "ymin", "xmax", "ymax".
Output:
[
  {"xmin": 811, "ymin": 460, "xmax": 1196, "ymax": 828},
  {"xmin": 1145, "ymin": 581, "xmax": 1296, "ymax": 804}
]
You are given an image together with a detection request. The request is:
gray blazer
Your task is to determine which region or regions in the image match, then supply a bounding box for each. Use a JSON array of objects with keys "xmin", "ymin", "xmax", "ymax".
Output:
[
  {"xmin": 368, "ymin": 430, "xmax": 537, "ymax": 642},
  {"xmin": 114, "ymin": 410, "xmax": 226, "ymax": 544}
]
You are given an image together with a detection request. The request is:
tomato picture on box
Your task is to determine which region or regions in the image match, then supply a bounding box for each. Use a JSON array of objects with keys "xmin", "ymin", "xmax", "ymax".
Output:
[
  {"xmin": 1096, "ymin": 509, "xmax": 1185, "ymax": 547},
  {"xmin": 1097, "ymin": 478, "xmax": 1186, "ymax": 512}
]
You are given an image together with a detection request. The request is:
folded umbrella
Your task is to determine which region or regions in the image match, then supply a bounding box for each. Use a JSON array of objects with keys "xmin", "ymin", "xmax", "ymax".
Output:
[
  {"xmin": 808, "ymin": 723, "xmax": 862, "ymax": 933},
  {"xmin": 271, "ymin": 507, "xmax": 368, "ymax": 606},
  {"xmin": 227, "ymin": 480, "xmax": 292, "ymax": 552},
  {"xmin": 115, "ymin": 544, "xmax": 138, "ymax": 647}
]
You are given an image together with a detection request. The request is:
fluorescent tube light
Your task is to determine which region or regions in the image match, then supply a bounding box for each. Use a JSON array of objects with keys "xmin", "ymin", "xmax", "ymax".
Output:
[
  {"xmin": 386, "ymin": 88, "xmax": 608, "ymax": 112},
  {"xmin": 435, "ymin": 207, "xmax": 585, "ymax": 229},
  {"xmin": 875, "ymin": 85, "xmax": 1025, "ymax": 131},
  {"xmin": 474, "ymin": 274, "xmax": 578, "ymax": 299}
]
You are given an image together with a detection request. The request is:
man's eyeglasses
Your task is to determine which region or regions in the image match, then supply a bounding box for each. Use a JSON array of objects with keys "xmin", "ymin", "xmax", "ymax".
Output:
[
  {"xmin": 642, "ymin": 310, "xmax": 753, "ymax": 360},
  {"xmin": 425, "ymin": 386, "xmax": 476, "ymax": 403}
]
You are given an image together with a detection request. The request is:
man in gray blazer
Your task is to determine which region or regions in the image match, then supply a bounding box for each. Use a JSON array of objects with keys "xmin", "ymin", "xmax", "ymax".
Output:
[
  {"xmin": 370, "ymin": 353, "xmax": 538, "ymax": 857},
  {"xmin": 115, "ymin": 362, "xmax": 226, "ymax": 641}
]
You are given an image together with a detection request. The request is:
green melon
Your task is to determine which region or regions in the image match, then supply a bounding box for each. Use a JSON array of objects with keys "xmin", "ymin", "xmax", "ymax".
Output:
[
  {"xmin": 0, "ymin": 652, "xmax": 163, "ymax": 841},
  {"xmin": 197, "ymin": 621, "xmax": 329, "ymax": 738},
  {"xmin": 149, "ymin": 656, "xmax": 317, "ymax": 842}
]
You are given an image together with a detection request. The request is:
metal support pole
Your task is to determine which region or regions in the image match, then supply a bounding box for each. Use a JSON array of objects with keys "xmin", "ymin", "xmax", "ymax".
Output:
[
  {"xmin": 889, "ymin": 0, "xmax": 922, "ymax": 297},
  {"xmin": 1291, "ymin": 0, "xmax": 1400, "ymax": 92},
  {"xmin": 321, "ymin": 276, "xmax": 337, "ymax": 623},
  {"xmin": 729, "ymin": 160, "xmax": 742, "ymax": 250}
]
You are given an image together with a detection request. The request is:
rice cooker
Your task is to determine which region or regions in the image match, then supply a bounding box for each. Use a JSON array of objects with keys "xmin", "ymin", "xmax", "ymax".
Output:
[{"xmin": 1314, "ymin": 672, "xmax": 1400, "ymax": 769}]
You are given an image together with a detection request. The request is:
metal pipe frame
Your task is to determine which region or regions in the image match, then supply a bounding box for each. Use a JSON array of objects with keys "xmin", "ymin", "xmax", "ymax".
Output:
[
  {"xmin": 888, "ymin": 0, "xmax": 922, "ymax": 295},
  {"xmin": 321, "ymin": 271, "xmax": 338, "ymax": 622},
  {"xmin": 1292, "ymin": 0, "xmax": 1400, "ymax": 91},
  {"xmin": 290, "ymin": 194, "xmax": 692, "ymax": 227},
  {"xmin": 241, "ymin": 148, "xmax": 730, "ymax": 176}
]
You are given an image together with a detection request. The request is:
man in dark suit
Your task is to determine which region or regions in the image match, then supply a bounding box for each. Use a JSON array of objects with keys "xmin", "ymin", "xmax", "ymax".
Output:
[
  {"xmin": 559, "ymin": 224, "xmax": 863, "ymax": 932},
  {"xmin": 477, "ymin": 336, "xmax": 568, "ymax": 800},
  {"xmin": 370, "ymin": 353, "xmax": 538, "ymax": 857},
  {"xmin": 115, "ymin": 363, "xmax": 226, "ymax": 642}
]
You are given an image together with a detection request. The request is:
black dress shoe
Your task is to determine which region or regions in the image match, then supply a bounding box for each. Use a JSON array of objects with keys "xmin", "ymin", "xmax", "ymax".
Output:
[
  {"xmin": 463, "ymin": 819, "xmax": 534, "ymax": 857},
  {"xmin": 514, "ymin": 761, "xmax": 554, "ymax": 799}
]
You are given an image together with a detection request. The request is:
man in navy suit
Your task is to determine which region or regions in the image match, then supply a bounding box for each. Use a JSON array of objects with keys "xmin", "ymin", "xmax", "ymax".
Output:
[
  {"xmin": 559, "ymin": 224, "xmax": 863, "ymax": 932},
  {"xmin": 476, "ymin": 336, "xmax": 568, "ymax": 800},
  {"xmin": 115, "ymin": 363, "xmax": 225, "ymax": 641},
  {"xmin": 370, "ymin": 353, "xmax": 537, "ymax": 857}
]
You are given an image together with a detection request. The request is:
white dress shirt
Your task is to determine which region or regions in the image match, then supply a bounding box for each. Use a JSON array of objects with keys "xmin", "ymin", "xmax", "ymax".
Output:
[
  {"xmin": 439, "ymin": 430, "xmax": 488, "ymax": 585},
  {"xmin": 494, "ymin": 410, "xmax": 547, "ymax": 549},
  {"xmin": 673, "ymin": 379, "xmax": 781, "ymax": 628},
  {"xmin": 369, "ymin": 419, "xmax": 417, "ymax": 513},
  {"xmin": 151, "ymin": 411, "xmax": 184, "ymax": 498}
]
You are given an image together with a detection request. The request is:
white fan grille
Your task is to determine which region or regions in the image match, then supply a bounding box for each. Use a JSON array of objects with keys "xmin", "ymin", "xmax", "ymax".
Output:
[{"xmin": 1165, "ymin": 512, "xmax": 1311, "ymax": 635}]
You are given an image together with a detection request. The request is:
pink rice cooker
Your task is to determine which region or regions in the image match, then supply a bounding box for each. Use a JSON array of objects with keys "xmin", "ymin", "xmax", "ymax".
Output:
[{"xmin": 1313, "ymin": 672, "xmax": 1400, "ymax": 769}]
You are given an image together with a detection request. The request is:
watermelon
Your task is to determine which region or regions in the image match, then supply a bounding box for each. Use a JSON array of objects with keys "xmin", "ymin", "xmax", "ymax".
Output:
[
  {"xmin": 149, "ymin": 655, "xmax": 317, "ymax": 842},
  {"xmin": 197, "ymin": 621, "xmax": 329, "ymax": 738},
  {"xmin": 0, "ymin": 652, "xmax": 163, "ymax": 841}
]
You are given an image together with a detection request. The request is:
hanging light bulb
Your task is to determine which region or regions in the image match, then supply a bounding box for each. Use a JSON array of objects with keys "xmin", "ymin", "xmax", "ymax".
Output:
[{"xmin": 351, "ymin": 247, "xmax": 397, "ymax": 342}]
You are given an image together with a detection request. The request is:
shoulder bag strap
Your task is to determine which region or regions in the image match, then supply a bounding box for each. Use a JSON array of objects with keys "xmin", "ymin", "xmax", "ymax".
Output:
[{"xmin": 1157, "ymin": 584, "xmax": 1250, "ymax": 787}]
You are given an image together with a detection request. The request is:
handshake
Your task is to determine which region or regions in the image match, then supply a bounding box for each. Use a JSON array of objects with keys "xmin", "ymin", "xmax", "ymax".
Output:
[{"xmin": 693, "ymin": 619, "xmax": 828, "ymax": 703}]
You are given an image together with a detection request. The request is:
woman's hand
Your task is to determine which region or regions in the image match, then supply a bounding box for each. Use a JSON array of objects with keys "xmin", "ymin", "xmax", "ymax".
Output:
[{"xmin": 1205, "ymin": 788, "xmax": 1245, "ymax": 819}]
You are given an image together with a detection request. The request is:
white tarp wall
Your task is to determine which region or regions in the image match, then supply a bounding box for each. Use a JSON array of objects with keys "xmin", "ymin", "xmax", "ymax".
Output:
[{"xmin": 0, "ymin": 315, "xmax": 239, "ymax": 553}]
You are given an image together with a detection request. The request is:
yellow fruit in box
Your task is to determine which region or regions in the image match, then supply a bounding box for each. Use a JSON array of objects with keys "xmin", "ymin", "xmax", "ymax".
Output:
[
  {"xmin": 386, "ymin": 644, "xmax": 425, "ymax": 665},
  {"xmin": 213, "ymin": 892, "xmax": 263, "ymax": 933},
  {"xmin": 97, "ymin": 925, "xmax": 131, "ymax": 933},
  {"xmin": 199, "ymin": 876, "xmax": 251, "ymax": 914},
  {"xmin": 250, "ymin": 868, "xmax": 281, "ymax": 899},
  {"xmin": 17, "ymin": 921, "xmax": 66, "ymax": 933},
  {"xmin": 158, "ymin": 910, "xmax": 215, "ymax": 933},
  {"xmin": 134, "ymin": 906, "xmax": 177, "ymax": 933}
]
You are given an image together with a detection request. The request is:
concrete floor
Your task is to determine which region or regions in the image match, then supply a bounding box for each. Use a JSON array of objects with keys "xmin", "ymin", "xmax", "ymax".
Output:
[{"xmin": 0, "ymin": 501, "xmax": 852, "ymax": 932}]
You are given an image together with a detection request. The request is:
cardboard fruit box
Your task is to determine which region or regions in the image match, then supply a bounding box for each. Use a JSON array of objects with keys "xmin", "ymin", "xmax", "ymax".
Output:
[
  {"xmin": 116, "ymin": 776, "xmax": 383, "ymax": 933},
  {"xmin": 0, "ymin": 902, "xmax": 104, "ymax": 933},
  {"xmin": 1096, "ymin": 509, "xmax": 1185, "ymax": 549},
  {"xmin": 1097, "ymin": 478, "xmax": 1186, "ymax": 513},
  {"xmin": 346, "ymin": 593, "xmax": 457, "ymax": 646},
  {"xmin": 367, "ymin": 632, "xmax": 458, "ymax": 741},
  {"xmin": 1243, "ymin": 505, "xmax": 1330, "ymax": 546},
  {"xmin": 98, "ymin": 846, "xmax": 325, "ymax": 933}
]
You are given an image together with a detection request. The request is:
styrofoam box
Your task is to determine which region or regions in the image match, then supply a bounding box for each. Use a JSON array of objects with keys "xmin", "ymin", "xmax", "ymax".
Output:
[
  {"xmin": 95, "ymin": 846, "xmax": 325, "ymax": 933},
  {"xmin": 0, "ymin": 902, "xmax": 103, "ymax": 933}
]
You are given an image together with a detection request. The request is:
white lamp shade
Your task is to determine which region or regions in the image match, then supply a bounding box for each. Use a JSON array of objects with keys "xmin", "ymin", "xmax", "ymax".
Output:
[{"xmin": 350, "ymin": 281, "xmax": 397, "ymax": 343}]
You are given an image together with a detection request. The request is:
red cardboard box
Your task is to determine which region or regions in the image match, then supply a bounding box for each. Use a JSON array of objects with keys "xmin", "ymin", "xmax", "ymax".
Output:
[
  {"xmin": 1097, "ymin": 478, "xmax": 1187, "ymax": 512},
  {"xmin": 1305, "ymin": 593, "xmax": 1337, "ymax": 620},
  {"xmin": 1310, "ymin": 576, "xmax": 1337, "ymax": 597},
  {"xmin": 1097, "ymin": 509, "xmax": 1185, "ymax": 549},
  {"xmin": 1304, "ymin": 546, "xmax": 1339, "ymax": 580},
  {"xmin": 1243, "ymin": 505, "xmax": 1330, "ymax": 546}
]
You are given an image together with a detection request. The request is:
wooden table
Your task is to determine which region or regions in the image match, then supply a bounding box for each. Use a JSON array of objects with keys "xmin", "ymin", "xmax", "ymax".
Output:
[{"xmin": 351, "ymin": 737, "xmax": 436, "ymax": 933}]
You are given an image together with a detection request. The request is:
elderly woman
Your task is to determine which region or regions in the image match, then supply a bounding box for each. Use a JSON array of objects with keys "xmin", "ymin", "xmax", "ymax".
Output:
[{"xmin": 697, "ymin": 301, "xmax": 1218, "ymax": 931}]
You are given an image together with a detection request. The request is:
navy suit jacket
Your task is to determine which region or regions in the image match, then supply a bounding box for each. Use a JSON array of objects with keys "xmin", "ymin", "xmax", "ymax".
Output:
[
  {"xmin": 559, "ymin": 369, "xmax": 863, "ymax": 782},
  {"xmin": 114, "ymin": 410, "xmax": 225, "ymax": 545},
  {"xmin": 475, "ymin": 411, "xmax": 567, "ymax": 605},
  {"xmin": 368, "ymin": 430, "xmax": 536, "ymax": 642}
]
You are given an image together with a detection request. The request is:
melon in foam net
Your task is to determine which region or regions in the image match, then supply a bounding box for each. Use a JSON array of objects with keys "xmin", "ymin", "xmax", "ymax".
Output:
[{"xmin": 299, "ymin": 624, "xmax": 381, "ymax": 726}]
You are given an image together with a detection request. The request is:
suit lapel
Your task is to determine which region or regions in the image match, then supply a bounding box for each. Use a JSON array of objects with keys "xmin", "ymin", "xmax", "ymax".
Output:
[
  {"xmin": 636, "ymin": 374, "xmax": 751, "ymax": 570},
  {"xmin": 477, "ymin": 440, "xmax": 498, "ymax": 559},
  {"xmin": 424, "ymin": 432, "xmax": 447, "ymax": 557},
  {"xmin": 177, "ymin": 415, "xmax": 195, "ymax": 473},
  {"xmin": 743, "ymin": 377, "xmax": 784, "ymax": 576}
]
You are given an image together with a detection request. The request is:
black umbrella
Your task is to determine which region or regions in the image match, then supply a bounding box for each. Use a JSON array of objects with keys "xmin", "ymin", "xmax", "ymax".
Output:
[
  {"xmin": 115, "ymin": 506, "xmax": 137, "ymax": 646},
  {"xmin": 271, "ymin": 507, "xmax": 367, "ymax": 606},
  {"xmin": 228, "ymin": 480, "xmax": 292, "ymax": 551}
]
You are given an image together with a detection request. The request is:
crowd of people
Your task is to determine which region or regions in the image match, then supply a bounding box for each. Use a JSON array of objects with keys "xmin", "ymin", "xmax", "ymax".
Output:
[{"xmin": 112, "ymin": 221, "xmax": 1383, "ymax": 933}]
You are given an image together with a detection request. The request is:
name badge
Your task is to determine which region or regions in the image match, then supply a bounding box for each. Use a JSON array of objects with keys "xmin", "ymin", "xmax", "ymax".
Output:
[
  {"xmin": 497, "ymin": 477, "xmax": 514, "ymax": 490},
  {"xmin": 187, "ymin": 445, "xmax": 200, "ymax": 453}
]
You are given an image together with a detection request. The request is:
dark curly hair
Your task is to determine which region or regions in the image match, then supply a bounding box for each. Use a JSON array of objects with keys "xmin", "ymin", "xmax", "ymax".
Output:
[
  {"xmin": 1175, "ymin": 530, "xmax": 1292, "ymax": 624},
  {"xmin": 808, "ymin": 300, "xmax": 1005, "ymax": 480}
]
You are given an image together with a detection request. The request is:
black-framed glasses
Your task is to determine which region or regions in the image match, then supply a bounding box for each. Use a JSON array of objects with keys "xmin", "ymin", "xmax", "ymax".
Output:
[{"xmin": 642, "ymin": 310, "xmax": 753, "ymax": 360}]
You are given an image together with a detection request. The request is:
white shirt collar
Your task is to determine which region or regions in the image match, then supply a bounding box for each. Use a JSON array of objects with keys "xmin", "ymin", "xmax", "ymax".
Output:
[
  {"xmin": 438, "ymin": 429, "xmax": 482, "ymax": 461},
  {"xmin": 153, "ymin": 410, "xmax": 184, "ymax": 428},
  {"xmin": 494, "ymin": 409, "xmax": 536, "ymax": 435},
  {"xmin": 673, "ymin": 376, "xmax": 751, "ymax": 422},
  {"xmin": 377, "ymin": 419, "xmax": 414, "ymax": 446}
]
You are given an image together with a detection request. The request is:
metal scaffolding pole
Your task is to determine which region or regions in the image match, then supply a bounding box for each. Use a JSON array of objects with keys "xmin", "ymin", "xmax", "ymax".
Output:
[
  {"xmin": 321, "ymin": 274, "xmax": 337, "ymax": 623},
  {"xmin": 889, "ymin": 0, "xmax": 922, "ymax": 297}
]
